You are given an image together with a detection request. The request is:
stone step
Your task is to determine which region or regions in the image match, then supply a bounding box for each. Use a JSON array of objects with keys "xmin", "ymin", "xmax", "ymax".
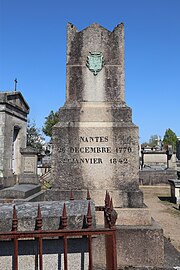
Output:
[
  {"xmin": 0, "ymin": 184, "xmax": 41, "ymax": 199},
  {"xmin": 25, "ymin": 190, "xmax": 45, "ymax": 202}
]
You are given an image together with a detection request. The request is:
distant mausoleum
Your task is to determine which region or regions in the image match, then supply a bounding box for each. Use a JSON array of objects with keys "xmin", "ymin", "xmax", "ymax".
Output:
[{"xmin": 0, "ymin": 91, "xmax": 29, "ymax": 188}]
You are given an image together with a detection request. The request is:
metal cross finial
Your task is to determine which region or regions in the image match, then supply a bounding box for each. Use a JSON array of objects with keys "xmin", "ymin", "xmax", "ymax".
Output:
[{"xmin": 14, "ymin": 78, "xmax": 18, "ymax": 92}]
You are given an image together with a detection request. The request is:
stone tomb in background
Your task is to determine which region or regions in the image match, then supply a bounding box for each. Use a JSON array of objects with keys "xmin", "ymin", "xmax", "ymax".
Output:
[
  {"xmin": 0, "ymin": 91, "xmax": 29, "ymax": 187},
  {"xmin": 49, "ymin": 23, "xmax": 165, "ymax": 268}
]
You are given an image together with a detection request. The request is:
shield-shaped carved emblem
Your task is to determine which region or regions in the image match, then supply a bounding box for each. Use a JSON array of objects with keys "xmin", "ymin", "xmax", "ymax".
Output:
[{"xmin": 86, "ymin": 52, "xmax": 104, "ymax": 76}]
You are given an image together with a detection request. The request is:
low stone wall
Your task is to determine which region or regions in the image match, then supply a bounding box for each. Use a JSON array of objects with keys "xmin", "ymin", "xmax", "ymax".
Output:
[{"xmin": 139, "ymin": 169, "xmax": 177, "ymax": 185}]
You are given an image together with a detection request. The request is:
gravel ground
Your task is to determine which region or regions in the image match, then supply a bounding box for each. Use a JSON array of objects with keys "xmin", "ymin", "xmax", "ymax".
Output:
[{"xmin": 140, "ymin": 185, "xmax": 180, "ymax": 268}]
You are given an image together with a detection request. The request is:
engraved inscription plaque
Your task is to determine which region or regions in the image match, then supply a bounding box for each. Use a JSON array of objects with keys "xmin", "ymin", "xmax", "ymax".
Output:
[{"xmin": 24, "ymin": 157, "xmax": 35, "ymax": 173}]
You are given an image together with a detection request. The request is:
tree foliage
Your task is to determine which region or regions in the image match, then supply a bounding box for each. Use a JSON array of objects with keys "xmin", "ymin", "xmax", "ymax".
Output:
[
  {"xmin": 163, "ymin": 128, "xmax": 177, "ymax": 150},
  {"xmin": 27, "ymin": 119, "xmax": 45, "ymax": 153},
  {"xmin": 148, "ymin": 134, "xmax": 159, "ymax": 148},
  {"xmin": 42, "ymin": 110, "xmax": 59, "ymax": 138}
]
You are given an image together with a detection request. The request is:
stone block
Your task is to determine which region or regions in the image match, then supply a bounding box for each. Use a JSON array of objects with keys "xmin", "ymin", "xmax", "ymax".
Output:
[
  {"xmin": 52, "ymin": 122, "xmax": 142, "ymax": 207},
  {"xmin": 115, "ymin": 208, "xmax": 152, "ymax": 226},
  {"xmin": 0, "ymin": 184, "xmax": 41, "ymax": 199},
  {"xmin": 18, "ymin": 174, "xmax": 39, "ymax": 185},
  {"xmin": 139, "ymin": 169, "xmax": 177, "ymax": 185},
  {"xmin": 45, "ymin": 188, "xmax": 144, "ymax": 208},
  {"xmin": 93, "ymin": 221, "xmax": 164, "ymax": 269},
  {"xmin": 2, "ymin": 175, "xmax": 16, "ymax": 187},
  {"xmin": 116, "ymin": 222, "xmax": 164, "ymax": 268},
  {"xmin": 96, "ymin": 207, "xmax": 152, "ymax": 229}
]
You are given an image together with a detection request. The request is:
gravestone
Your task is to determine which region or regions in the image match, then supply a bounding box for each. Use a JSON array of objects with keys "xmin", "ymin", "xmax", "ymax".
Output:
[
  {"xmin": 19, "ymin": 146, "xmax": 39, "ymax": 184},
  {"xmin": 0, "ymin": 92, "xmax": 41, "ymax": 200},
  {"xmin": 52, "ymin": 23, "xmax": 143, "ymax": 207}
]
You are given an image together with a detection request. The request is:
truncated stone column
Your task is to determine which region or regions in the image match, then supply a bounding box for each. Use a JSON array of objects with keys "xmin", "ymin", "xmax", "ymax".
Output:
[{"xmin": 51, "ymin": 23, "xmax": 142, "ymax": 207}]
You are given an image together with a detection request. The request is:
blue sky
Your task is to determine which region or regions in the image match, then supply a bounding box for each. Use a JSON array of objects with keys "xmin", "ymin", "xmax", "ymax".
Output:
[{"xmin": 0, "ymin": 0, "xmax": 180, "ymax": 143}]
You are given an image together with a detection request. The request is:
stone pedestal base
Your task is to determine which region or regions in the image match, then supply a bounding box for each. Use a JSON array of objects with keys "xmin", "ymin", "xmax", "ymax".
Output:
[
  {"xmin": 18, "ymin": 174, "xmax": 39, "ymax": 185},
  {"xmin": 52, "ymin": 103, "xmax": 141, "ymax": 209},
  {"xmin": 45, "ymin": 188, "xmax": 143, "ymax": 208},
  {"xmin": 93, "ymin": 220, "xmax": 164, "ymax": 269}
]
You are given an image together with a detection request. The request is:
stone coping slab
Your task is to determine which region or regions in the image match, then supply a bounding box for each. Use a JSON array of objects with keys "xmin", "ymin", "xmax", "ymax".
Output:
[
  {"xmin": 0, "ymin": 184, "xmax": 41, "ymax": 199},
  {"xmin": 0, "ymin": 200, "xmax": 95, "ymax": 231}
]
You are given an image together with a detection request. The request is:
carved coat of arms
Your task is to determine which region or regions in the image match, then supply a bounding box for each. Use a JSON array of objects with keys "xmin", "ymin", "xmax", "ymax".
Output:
[{"xmin": 86, "ymin": 52, "xmax": 104, "ymax": 75}]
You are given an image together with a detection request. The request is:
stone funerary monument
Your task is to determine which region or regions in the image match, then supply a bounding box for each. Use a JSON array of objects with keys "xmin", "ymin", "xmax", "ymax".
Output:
[
  {"xmin": 0, "ymin": 92, "xmax": 29, "ymax": 187},
  {"xmin": 52, "ymin": 22, "xmax": 142, "ymax": 208},
  {"xmin": 51, "ymin": 23, "xmax": 164, "ymax": 268}
]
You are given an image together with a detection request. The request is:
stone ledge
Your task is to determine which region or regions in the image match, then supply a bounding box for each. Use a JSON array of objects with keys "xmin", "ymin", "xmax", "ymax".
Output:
[
  {"xmin": 96, "ymin": 208, "xmax": 152, "ymax": 226},
  {"xmin": 0, "ymin": 184, "xmax": 41, "ymax": 199},
  {"xmin": 115, "ymin": 208, "xmax": 152, "ymax": 226}
]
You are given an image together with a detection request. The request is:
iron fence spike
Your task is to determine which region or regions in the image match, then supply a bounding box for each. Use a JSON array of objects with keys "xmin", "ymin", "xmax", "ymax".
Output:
[
  {"xmin": 61, "ymin": 203, "xmax": 67, "ymax": 229},
  {"xmin": 35, "ymin": 204, "xmax": 42, "ymax": 230},
  {"xmin": 105, "ymin": 190, "xmax": 108, "ymax": 206},
  {"xmin": 107, "ymin": 192, "xmax": 110, "ymax": 209},
  {"xmin": 110, "ymin": 197, "xmax": 113, "ymax": 211},
  {"xmin": 87, "ymin": 202, "xmax": 92, "ymax": 228},
  {"xmin": 13, "ymin": 205, "xmax": 17, "ymax": 220},
  {"xmin": 87, "ymin": 189, "xmax": 91, "ymax": 200},
  {"xmin": 70, "ymin": 190, "xmax": 74, "ymax": 200},
  {"xmin": 12, "ymin": 205, "xmax": 18, "ymax": 231}
]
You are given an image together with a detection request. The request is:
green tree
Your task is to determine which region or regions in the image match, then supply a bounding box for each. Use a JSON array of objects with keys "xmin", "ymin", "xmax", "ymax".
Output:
[
  {"xmin": 42, "ymin": 110, "xmax": 59, "ymax": 138},
  {"xmin": 27, "ymin": 119, "xmax": 45, "ymax": 153},
  {"xmin": 163, "ymin": 128, "xmax": 177, "ymax": 150}
]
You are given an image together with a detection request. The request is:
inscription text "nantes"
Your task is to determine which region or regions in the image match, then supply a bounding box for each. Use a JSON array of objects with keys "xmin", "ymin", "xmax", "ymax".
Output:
[{"xmin": 79, "ymin": 136, "xmax": 108, "ymax": 143}]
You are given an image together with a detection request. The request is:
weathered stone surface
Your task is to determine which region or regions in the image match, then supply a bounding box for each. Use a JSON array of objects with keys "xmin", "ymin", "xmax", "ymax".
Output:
[
  {"xmin": 0, "ymin": 200, "xmax": 95, "ymax": 231},
  {"xmin": 66, "ymin": 23, "xmax": 125, "ymax": 103},
  {"xmin": 45, "ymin": 188, "xmax": 143, "ymax": 208},
  {"xmin": 93, "ymin": 221, "xmax": 164, "ymax": 269},
  {"xmin": 51, "ymin": 23, "xmax": 141, "ymax": 207},
  {"xmin": 116, "ymin": 222, "xmax": 164, "ymax": 268},
  {"xmin": 115, "ymin": 208, "xmax": 152, "ymax": 226},
  {"xmin": 0, "ymin": 184, "xmax": 41, "ymax": 199},
  {"xmin": 139, "ymin": 169, "xmax": 177, "ymax": 185},
  {"xmin": 96, "ymin": 207, "xmax": 152, "ymax": 226}
]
